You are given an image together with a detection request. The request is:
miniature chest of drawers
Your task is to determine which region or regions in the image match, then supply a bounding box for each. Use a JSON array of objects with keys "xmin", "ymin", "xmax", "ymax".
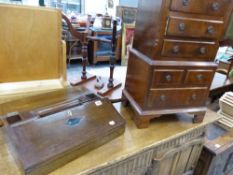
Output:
[{"xmin": 123, "ymin": 0, "xmax": 233, "ymax": 128}]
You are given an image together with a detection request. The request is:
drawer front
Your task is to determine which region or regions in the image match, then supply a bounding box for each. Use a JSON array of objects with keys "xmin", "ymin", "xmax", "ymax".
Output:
[
  {"xmin": 184, "ymin": 70, "xmax": 215, "ymax": 86},
  {"xmin": 147, "ymin": 88, "xmax": 208, "ymax": 109},
  {"xmin": 170, "ymin": 0, "xmax": 232, "ymax": 17},
  {"xmin": 151, "ymin": 69, "xmax": 184, "ymax": 87},
  {"xmin": 161, "ymin": 39, "xmax": 218, "ymax": 60},
  {"xmin": 166, "ymin": 16, "xmax": 224, "ymax": 39}
]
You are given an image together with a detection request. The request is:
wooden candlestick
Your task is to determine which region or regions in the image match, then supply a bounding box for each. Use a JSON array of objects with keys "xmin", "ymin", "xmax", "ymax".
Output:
[
  {"xmin": 70, "ymin": 42, "xmax": 96, "ymax": 86},
  {"xmin": 97, "ymin": 20, "xmax": 122, "ymax": 96},
  {"xmin": 107, "ymin": 55, "xmax": 114, "ymax": 88},
  {"xmin": 62, "ymin": 14, "xmax": 96, "ymax": 86},
  {"xmin": 81, "ymin": 43, "xmax": 87, "ymax": 80}
]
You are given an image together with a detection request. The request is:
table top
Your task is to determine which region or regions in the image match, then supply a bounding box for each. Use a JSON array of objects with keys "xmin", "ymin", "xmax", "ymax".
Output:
[
  {"xmin": 90, "ymin": 26, "xmax": 121, "ymax": 33},
  {"xmin": 211, "ymin": 73, "xmax": 233, "ymax": 89},
  {"xmin": 209, "ymin": 72, "xmax": 233, "ymax": 97},
  {"xmin": 0, "ymin": 88, "xmax": 220, "ymax": 175}
]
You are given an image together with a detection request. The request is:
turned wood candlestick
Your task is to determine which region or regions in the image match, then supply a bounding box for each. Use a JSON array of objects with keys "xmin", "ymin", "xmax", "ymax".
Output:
[
  {"xmin": 108, "ymin": 55, "xmax": 115, "ymax": 88},
  {"xmin": 62, "ymin": 14, "xmax": 96, "ymax": 86},
  {"xmin": 81, "ymin": 43, "xmax": 88, "ymax": 80},
  {"xmin": 107, "ymin": 20, "xmax": 117, "ymax": 88},
  {"xmin": 97, "ymin": 20, "xmax": 122, "ymax": 96}
]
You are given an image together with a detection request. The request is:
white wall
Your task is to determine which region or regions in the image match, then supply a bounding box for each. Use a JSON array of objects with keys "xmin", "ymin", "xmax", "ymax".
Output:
[
  {"xmin": 119, "ymin": 0, "xmax": 138, "ymax": 7},
  {"xmin": 85, "ymin": 0, "xmax": 119, "ymax": 17}
]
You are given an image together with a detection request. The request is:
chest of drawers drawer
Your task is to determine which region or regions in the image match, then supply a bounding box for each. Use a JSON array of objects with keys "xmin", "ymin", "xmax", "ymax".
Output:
[
  {"xmin": 170, "ymin": 0, "xmax": 232, "ymax": 17},
  {"xmin": 151, "ymin": 69, "xmax": 184, "ymax": 87},
  {"xmin": 161, "ymin": 39, "xmax": 218, "ymax": 60},
  {"xmin": 166, "ymin": 15, "xmax": 224, "ymax": 39},
  {"xmin": 147, "ymin": 88, "xmax": 208, "ymax": 109},
  {"xmin": 184, "ymin": 70, "xmax": 215, "ymax": 86}
]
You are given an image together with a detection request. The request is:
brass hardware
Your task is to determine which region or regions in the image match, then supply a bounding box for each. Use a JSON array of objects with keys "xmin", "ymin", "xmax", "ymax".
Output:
[
  {"xmin": 165, "ymin": 74, "xmax": 172, "ymax": 82},
  {"xmin": 173, "ymin": 45, "xmax": 180, "ymax": 54},
  {"xmin": 199, "ymin": 47, "xmax": 206, "ymax": 54},
  {"xmin": 207, "ymin": 26, "xmax": 214, "ymax": 34},
  {"xmin": 197, "ymin": 74, "xmax": 204, "ymax": 80},
  {"xmin": 160, "ymin": 95, "xmax": 166, "ymax": 102},
  {"xmin": 192, "ymin": 94, "xmax": 197, "ymax": 100},
  {"xmin": 212, "ymin": 2, "xmax": 220, "ymax": 11},
  {"xmin": 182, "ymin": 0, "xmax": 189, "ymax": 6},
  {"xmin": 179, "ymin": 23, "xmax": 186, "ymax": 31}
]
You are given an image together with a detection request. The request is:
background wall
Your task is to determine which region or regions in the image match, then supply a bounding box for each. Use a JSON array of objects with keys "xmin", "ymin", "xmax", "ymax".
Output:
[
  {"xmin": 119, "ymin": 0, "xmax": 138, "ymax": 7},
  {"xmin": 85, "ymin": 0, "xmax": 119, "ymax": 16}
]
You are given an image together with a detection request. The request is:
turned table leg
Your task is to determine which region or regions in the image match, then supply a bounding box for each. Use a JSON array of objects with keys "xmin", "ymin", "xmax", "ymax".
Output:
[
  {"xmin": 193, "ymin": 112, "xmax": 205, "ymax": 123},
  {"xmin": 133, "ymin": 115, "xmax": 151, "ymax": 129}
]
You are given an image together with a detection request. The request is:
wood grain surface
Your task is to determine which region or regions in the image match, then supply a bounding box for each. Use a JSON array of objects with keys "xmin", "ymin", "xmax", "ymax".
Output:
[
  {"xmin": 4, "ymin": 96, "xmax": 125, "ymax": 175},
  {"xmin": 0, "ymin": 4, "xmax": 66, "ymax": 83}
]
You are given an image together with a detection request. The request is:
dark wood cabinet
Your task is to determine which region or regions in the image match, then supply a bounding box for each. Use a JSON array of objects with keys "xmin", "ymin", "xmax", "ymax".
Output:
[{"xmin": 123, "ymin": 0, "xmax": 233, "ymax": 128}]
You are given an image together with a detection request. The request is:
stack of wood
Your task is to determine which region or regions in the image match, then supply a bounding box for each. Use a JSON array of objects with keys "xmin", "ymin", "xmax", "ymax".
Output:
[{"xmin": 218, "ymin": 92, "xmax": 233, "ymax": 129}]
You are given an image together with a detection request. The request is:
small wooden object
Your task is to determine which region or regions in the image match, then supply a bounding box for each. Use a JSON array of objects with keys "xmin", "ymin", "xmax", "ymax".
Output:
[
  {"xmin": 94, "ymin": 76, "xmax": 105, "ymax": 89},
  {"xmin": 3, "ymin": 95, "xmax": 125, "ymax": 175}
]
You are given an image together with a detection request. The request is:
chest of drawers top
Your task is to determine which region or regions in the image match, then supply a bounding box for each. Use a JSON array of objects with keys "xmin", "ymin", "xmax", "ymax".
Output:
[{"xmin": 133, "ymin": 0, "xmax": 233, "ymax": 60}]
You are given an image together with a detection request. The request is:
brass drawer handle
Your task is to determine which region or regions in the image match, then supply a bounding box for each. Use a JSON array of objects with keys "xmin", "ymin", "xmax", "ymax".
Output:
[
  {"xmin": 179, "ymin": 23, "xmax": 186, "ymax": 31},
  {"xmin": 160, "ymin": 95, "xmax": 166, "ymax": 102},
  {"xmin": 207, "ymin": 26, "xmax": 214, "ymax": 34},
  {"xmin": 199, "ymin": 47, "xmax": 206, "ymax": 55},
  {"xmin": 212, "ymin": 2, "xmax": 220, "ymax": 11},
  {"xmin": 197, "ymin": 74, "xmax": 204, "ymax": 80},
  {"xmin": 191, "ymin": 94, "xmax": 197, "ymax": 101},
  {"xmin": 172, "ymin": 45, "xmax": 180, "ymax": 54},
  {"xmin": 165, "ymin": 74, "xmax": 172, "ymax": 82},
  {"xmin": 182, "ymin": 0, "xmax": 189, "ymax": 6}
]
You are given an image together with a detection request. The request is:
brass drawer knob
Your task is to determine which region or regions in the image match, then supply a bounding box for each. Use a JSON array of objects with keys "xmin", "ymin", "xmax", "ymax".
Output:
[
  {"xmin": 199, "ymin": 47, "xmax": 206, "ymax": 54},
  {"xmin": 179, "ymin": 23, "xmax": 186, "ymax": 31},
  {"xmin": 172, "ymin": 45, "xmax": 180, "ymax": 54},
  {"xmin": 207, "ymin": 26, "xmax": 214, "ymax": 34},
  {"xmin": 197, "ymin": 74, "xmax": 204, "ymax": 80},
  {"xmin": 182, "ymin": 0, "xmax": 189, "ymax": 6},
  {"xmin": 160, "ymin": 95, "xmax": 166, "ymax": 102},
  {"xmin": 165, "ymin": 74, "xmax": 172, "ymax": 82},
  {"xmin": 212, "ymin": 2, "xmax": 220, "ymax": 11},
  {"xmin": 191, "ymin": 94, "xmax": 197, "ymax": 101}
]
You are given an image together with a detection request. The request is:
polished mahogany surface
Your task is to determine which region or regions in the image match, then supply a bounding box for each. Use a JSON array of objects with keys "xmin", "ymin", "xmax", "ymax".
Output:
[
  {"xmin": 3, "ymin": 88, "xmax": 125, "ymax": 175},
  {"xmin": 123, "ymin": 0, "xmax": 233, "ymax": 128}
]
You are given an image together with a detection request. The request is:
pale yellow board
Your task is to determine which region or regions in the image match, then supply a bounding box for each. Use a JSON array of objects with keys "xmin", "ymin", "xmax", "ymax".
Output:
[{"xmin": 0, "ymin": 4, "xmax": 65, "ymax": 83}]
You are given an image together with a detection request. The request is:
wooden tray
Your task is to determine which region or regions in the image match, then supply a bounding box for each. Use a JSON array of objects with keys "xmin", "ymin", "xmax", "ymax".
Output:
[{"xmin": 3, "ymin": 97, "xmax": 125, "ymax": 175}]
